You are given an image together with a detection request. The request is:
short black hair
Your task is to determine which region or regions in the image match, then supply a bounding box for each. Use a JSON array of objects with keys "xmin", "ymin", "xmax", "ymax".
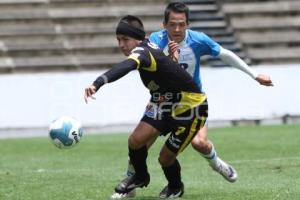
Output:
[
  {"xmin": 164, "ymin": 2, "xmax": 189, "ymax": 24},
  {"xmin": 116, "ymin": 15, "xmax": 146, "ymax": 40},
  {"xmin": 119, "ymin": 15, "xmax": 144, "ymax": 31}
]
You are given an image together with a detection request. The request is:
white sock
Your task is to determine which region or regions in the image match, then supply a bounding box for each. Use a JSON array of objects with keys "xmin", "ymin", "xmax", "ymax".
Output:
[{"xmin": 201, "ymin": 145, "xmax": 218, "ymax": 167}]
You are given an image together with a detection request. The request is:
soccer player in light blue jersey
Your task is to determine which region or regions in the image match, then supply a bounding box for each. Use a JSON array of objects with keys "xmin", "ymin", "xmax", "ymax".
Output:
[{"xmin": 111, "ymin": 2, "xmax": 273, "ymax": 199}]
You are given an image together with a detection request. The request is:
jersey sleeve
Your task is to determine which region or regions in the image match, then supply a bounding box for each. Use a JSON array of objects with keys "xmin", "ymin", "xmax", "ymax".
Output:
[
  {"xmin": 195, "ymin": 32, "xmax": 221, "ymax": 57},
  {"xmin": 92, "ymin": 59, "xmax": 137, "ymax": 90}
]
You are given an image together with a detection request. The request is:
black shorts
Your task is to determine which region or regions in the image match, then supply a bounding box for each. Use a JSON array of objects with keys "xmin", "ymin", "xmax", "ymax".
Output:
[{"xmin": 141, "ymin": 100, "xmax": 208, "ymax": 154}]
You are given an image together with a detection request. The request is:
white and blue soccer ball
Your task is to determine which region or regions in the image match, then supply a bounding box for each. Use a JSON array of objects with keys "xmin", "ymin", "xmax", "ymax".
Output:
[{"xmin": 49, "ymin": 116, "xmax": 83, "ymax": 149}]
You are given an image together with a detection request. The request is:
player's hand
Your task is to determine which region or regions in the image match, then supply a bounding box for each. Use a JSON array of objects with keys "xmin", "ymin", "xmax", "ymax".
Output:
[
  {"xmin": 255, "ymin": 74, "xmax": 274, "ymax": 86},
  {"xmin": 168, "ymin": 41, "xmax": 179, "ymax": 62},
  {"xmin": 84, "ymin": 85, "xmax": 97, "ymax": 104}
]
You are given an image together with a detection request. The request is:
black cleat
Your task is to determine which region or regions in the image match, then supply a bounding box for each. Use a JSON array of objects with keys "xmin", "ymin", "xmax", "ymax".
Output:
[
  {"xmin": 114, "ymin": 174, "xmax": 150, "ymax": 194},
  {"xmin": 159, "ymin": 183, "xmax": 184, "ymax": 199}
]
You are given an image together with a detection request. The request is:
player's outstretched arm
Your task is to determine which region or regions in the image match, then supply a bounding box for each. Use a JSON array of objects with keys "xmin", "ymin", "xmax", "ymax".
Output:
[
  {"xmin": 84, "ymin": 59, "xmax": 138, "ymax": 104},
  {"xmin": 218, "ymin": 47, "xmax": 273, "ymax": 86}
]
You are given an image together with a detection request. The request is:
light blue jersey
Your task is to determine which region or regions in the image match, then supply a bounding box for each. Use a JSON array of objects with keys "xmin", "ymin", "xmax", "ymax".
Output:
[{"xmin": 149, "ymin": 29, "xmax": 221, "ymax": 91}]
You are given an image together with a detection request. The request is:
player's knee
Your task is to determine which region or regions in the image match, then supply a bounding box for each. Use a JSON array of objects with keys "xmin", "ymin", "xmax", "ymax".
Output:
[
  {"xmin": 191, "ymin": 135, "xmax": 210, "ymax": 153},
  {"xmin": 158, "ymin": 152, "xmax": 175, "ymax": 167},
  {"xmin": 128, "ymin": 135, "xmax": 142, "ymax": 149}
]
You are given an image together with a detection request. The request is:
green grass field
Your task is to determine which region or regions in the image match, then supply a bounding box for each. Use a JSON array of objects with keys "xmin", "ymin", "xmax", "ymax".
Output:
[{"xmin": 1, "ymin": 124, "xmax": 300, "ymax": 200}]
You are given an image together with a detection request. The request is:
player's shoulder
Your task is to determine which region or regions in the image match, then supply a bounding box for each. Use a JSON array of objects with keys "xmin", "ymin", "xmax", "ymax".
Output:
[
  {"xmin": 131, "ymin": 40, "xmax": 159, "ymax": 53},
  {"xmin": 132, "ymin": 45, "xmax": 145, "ymax": 52},
  {"xmin": 149, "ymin": 29, "xmax": 169, "ymax": 49},
  {"xmin": 187, "ymin": 29, "xmax": 213, "ymax": 43},
  {"xmin": 149, "ymin": 29, "xmax": 168, "ymax": 40},
  {"xmin": 129, "ymin": 40, "xmax": 159, "ymax": 61}
]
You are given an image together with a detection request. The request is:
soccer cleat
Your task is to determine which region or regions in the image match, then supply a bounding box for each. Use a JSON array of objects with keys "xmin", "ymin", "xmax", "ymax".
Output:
[
  {"xmin": 115, "ymin": 174, "xmax": 150, "ymax": 194},
  {"xmin": 210, "ymin": 158, "xmax": 238, "ymax": 183},
  {"xmin": 159, "ymin": 183, "xmax": 184, "ymax": 199},
  {"xmin": 110, "ymin": 189, "xmax": 136, "ymax": 199}
]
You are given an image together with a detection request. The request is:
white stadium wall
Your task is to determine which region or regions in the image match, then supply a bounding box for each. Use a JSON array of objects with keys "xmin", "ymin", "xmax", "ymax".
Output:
[{"xmin": 0, "ymin": 65, "xmax": 299, "ymax": 130}]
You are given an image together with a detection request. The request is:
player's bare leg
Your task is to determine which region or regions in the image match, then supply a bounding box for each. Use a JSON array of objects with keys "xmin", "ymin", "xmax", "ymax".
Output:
[{"xmin": 191, "ymin": 125, "xmax": 238, "ymax": 182}]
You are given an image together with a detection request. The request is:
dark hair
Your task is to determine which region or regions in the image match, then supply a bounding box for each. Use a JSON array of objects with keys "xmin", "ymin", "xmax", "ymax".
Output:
[
  {"xmin": 119, "ymin": 15, "xmax": 144, "ymax": 31},
  {"xmin": 164, "ymin": 2, "xmax": 189, "ymax": 24},
  {"xmin": 116, "ymin": 15, "xmax": 146, "ymax": 40}
]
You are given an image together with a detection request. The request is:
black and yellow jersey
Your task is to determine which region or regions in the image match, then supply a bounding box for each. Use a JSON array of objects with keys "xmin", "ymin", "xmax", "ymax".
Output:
[{"xmin": 93, "ymin": 39, "xmax": 207, "ymax": 117}]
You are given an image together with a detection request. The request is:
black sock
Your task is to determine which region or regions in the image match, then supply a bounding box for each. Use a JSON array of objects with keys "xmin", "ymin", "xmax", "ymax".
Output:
[
  {"xmin": 162, "ymin": 159, "xmax": 182, "ymax": 189},
  {"xmin": 128, "ymin": 146, "xmax": 149, "ymax": 180}
]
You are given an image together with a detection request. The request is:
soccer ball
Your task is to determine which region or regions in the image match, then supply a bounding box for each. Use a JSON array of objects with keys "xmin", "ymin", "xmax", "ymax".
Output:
[{"xmin": 49, "ymin": 116, "xmax": 83, "ymax": 149}]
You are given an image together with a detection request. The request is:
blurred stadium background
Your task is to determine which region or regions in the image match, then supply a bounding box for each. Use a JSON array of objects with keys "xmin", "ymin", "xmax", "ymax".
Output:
[{"xmin": 0, "ymin": 0, "xmax": 300, "ymax": 138}]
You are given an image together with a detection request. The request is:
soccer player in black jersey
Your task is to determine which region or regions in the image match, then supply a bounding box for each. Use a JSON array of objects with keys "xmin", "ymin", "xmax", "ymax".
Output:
[{"xmin": 84, "ymin": 15, "xmax": 209, "ymax": 198}]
